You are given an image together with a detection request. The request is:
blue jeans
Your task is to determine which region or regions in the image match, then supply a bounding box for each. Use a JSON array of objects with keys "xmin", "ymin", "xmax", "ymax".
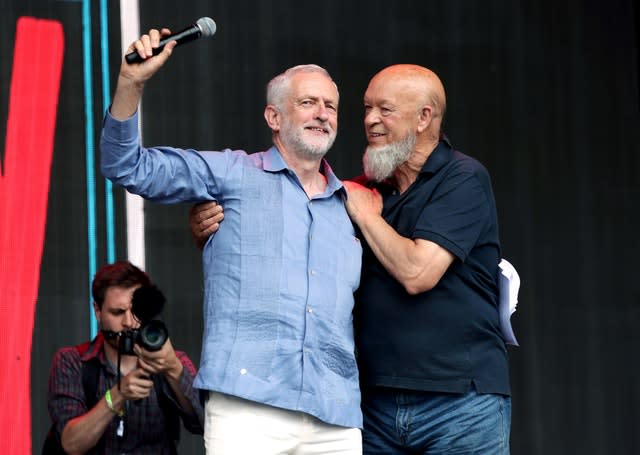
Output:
[{"xmin": 361, "ymin": 387, "xmax": 511, "ymax": 454}]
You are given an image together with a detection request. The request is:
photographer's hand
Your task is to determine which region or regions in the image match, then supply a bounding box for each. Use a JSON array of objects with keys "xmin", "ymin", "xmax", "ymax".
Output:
[
  {"xmin": 117, "ymin": 367, "xmax": 154, "ymax": 401},
  {"xmin": 134, "ymin": 338, "xmax": 183, "ymax": 382},
  {"xmin": 135, "ymin": 339, "xmax": 198, "ymax": 417},
  {"xmin": 58, "ymin": 370, "xmax": 151, "ymax": 454}
]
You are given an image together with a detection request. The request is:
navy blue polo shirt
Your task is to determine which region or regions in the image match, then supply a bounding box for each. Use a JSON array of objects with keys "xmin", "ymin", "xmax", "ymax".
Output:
[{"xmin": 353, "ymin": 136, "xmax": 510, "ymax": 395}]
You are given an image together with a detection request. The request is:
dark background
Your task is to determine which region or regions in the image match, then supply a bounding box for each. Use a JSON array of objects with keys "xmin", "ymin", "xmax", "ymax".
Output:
[{"xmin": 0, "ymin": 0, "xmax": 637, "ymax": 453}]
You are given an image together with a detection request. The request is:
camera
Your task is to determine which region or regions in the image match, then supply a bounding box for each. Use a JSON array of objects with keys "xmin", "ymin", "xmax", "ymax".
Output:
[{"xmin": 118, "ymin": 285, "xmax": 169, "ymax": 355}]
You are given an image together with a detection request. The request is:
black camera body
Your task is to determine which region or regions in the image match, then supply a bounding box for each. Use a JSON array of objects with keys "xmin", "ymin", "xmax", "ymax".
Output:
[
  {"xmin": 118, "ymin": 285, "xmax": 169, "ymax": 355},
  {"xmin": 119, "ymin": 319, "xmax": 169, "ymax": 354}
]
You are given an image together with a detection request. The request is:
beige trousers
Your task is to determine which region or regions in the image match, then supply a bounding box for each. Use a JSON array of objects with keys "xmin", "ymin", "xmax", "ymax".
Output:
[{"xmin": 204, "ymin": 391, "xmax": 362, "ymax": 454}]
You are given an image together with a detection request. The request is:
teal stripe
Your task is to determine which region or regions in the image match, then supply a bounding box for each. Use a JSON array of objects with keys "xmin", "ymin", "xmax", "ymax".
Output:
[
  {"xmin": 100, "ymin": 0, "xmax": 116, "ymax": 264},
  {"xmin": 82, "ymin": 0, "xmax": 98, "ymax": 338}
]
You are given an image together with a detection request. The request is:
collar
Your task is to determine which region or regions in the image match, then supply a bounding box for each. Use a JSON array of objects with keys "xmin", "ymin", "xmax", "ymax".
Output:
[
  {"xmin": 263, "ymin": 146, "xmax": 346, "ymax": 197},
  {"xmin": 263, "ymin": 146, "xmax": 288, "ymax": 173},
  {"xmin": 419, "ymin": 134, "xmax": 455, "ymax": 177},
  {"xmin": 80, "ymin": 331, "xmax": 108, "ymax": 365}
]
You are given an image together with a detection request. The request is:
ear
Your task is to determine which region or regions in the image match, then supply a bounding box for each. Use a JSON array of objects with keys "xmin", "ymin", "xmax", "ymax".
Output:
[
  {"xmin": 264, "ymin": 105, "xmax": 281, "ymax": 132},
  {"xmin": 92, "ymin": 301, "xmax": 100, "ymax": 322},
  {"xmin": 416, "ymin": 105, "xmax": 433, "ymax": 133}
]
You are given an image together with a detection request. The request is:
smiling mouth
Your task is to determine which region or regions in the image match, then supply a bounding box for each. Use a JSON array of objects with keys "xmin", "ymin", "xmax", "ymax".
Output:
[{"xmin": 306, "ymin": 126, "xmax": 329, "ymax": 134}]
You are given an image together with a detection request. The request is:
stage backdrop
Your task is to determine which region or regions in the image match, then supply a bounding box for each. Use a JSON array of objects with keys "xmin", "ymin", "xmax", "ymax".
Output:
[{"xmin": 0, "ymin": 0, "xmax": 637, "ymax": 453}]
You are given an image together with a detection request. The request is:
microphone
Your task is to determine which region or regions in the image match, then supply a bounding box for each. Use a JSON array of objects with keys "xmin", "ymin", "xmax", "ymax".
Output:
[{"xmin": 125, "ymin": 17, "xmax": 217, "ymax": 64}]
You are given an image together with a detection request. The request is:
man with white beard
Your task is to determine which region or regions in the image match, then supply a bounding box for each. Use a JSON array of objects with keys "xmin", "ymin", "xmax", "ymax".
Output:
[
  {"xmin": 189, "ymin": 64, "xmax": 512, "ymax": 454},
  {"xmin": 345, "ymin": 64, "xmax": 511, "ymax": 454},
  {"xmin": 101, "ymin": 27, "xmax": 363, "ymax": 454},
  {"xmin": 361, "ymin": 133, "xmax": 416, "ymax": 182}
]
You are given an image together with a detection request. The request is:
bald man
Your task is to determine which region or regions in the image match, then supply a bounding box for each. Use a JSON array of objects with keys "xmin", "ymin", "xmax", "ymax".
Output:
[
  {"xmin": 344, "ymin": 64, "xmax": 511, "ymax": 454},
  {"xmin": 190, "ymin": 64, "xmax": 512, "ymax": 454}
]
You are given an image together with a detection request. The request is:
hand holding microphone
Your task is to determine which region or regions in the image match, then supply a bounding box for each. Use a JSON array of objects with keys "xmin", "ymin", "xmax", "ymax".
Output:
[
  {"xmin": 125, "ymin": 17, "xmax": 217, "ymax": 64},
  {"xmin": 111, "ymin": 17, "xmax": 216, "ymax": 120}
]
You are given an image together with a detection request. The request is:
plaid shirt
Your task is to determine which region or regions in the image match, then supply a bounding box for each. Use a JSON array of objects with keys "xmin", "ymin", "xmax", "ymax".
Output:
[{"xmin": 47, "ymin": 333, "xmax": 203, "ymax": 454}]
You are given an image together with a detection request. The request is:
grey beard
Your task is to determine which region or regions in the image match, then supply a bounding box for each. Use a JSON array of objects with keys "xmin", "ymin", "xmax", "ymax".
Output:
[
  {"xmin": 281, "ymin": 121, "xmax": 336, "ymax": 160},
  {"xmin": 363, "ymin": 134, "xmax": 416, "ymax": 182}
]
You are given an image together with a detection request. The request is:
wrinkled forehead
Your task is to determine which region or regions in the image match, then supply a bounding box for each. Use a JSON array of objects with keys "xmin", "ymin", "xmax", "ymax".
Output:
[
  {"xmin": 289, "ymin": 72, "xmax": 339, "ymax": 102},
  {"xmin": 364, "ymin": 74, "xmax": 421, "ymax": 105}
]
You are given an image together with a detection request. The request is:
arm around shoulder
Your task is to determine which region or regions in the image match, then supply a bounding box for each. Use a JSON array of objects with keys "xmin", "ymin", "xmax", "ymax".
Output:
[
  {"xmin": 357, "ymin": 213, "xmax": 455, "ymax": 294},
  {"xmin": 343, "ymin": 180, "xmax": 455, "ymax": 294}
]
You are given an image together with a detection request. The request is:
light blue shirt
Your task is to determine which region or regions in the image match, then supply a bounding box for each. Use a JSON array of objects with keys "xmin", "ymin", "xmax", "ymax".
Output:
[{"xmin": 101, "ymin": 111, "xmax": 363, "ymax": 428}]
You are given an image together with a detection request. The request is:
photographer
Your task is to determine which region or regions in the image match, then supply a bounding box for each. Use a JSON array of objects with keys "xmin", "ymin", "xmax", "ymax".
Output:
[{"xmin": 46, "ymin": 261, "xmax": 203, "ymax": 454}]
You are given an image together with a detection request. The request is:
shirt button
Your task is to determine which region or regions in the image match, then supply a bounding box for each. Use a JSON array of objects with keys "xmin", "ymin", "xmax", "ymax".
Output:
[
  {"xmin": 240, "ymin": 368, "xmax": 247, "ymax": 375},
  {"xmin": 308, "ymin": 308, "xmax": 313, "ymax": 313},
  {"xmin": 310, "ymin": 270, "xmax": 316, "ymax": 276}
]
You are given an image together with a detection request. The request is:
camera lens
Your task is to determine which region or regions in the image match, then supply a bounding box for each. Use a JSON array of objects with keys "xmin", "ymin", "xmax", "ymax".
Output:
[{"xmin": 138, "ymin": 320, "xmax": 168, "ymax": 351}]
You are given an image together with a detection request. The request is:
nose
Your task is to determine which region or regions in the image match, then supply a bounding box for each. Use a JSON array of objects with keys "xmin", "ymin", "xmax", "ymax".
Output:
[
  {"xmin": 315, "ymin": 102, "xmax": 329, "ymax": 122},
  {"xmin": 121, "ymin": 310, "xmax": 135, "ymax": 329},
  {"xmin": 364, "ymin": 108, "xmax": 379, "ymax": 127}
]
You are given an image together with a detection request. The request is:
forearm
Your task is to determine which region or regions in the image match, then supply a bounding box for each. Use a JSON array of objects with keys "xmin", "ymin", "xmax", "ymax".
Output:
[
  {"xmin": 61, "ymin": 385, "xmax": 123, "ymax": 454},
  {"xmin": 136, "ymin": 341, "xmax": 202, "ymax": 425},
  {"xmin": 110, "ymin": 75, "xmax": 144, "ymax": 120},
  {"xmin": 356, "ymin": 213, "xmax": 452, "ymax": 294},
  {"xmin": 162, "ymin": 355, "xmax": 204, "ymax": 432},
  {"xmin": 357, "ymin": 214, "xmax": 421, "ymax": 286},
  {"xmin": 165, "ymin": 362, "xmax": 197, "ymax": 414}
]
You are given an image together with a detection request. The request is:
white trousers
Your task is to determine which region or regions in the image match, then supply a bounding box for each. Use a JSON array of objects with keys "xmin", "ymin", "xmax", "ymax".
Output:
[{"xmin": 204, "ymin": 391, "xmax": 362, "ymax": 455}]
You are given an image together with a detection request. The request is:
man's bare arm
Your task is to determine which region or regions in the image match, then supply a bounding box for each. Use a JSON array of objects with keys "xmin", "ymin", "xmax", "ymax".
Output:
[
  {"xmin": 343, "ymin": 180, "xmax": 454, "ymax": 294},
  {"xmin": 110, "ymin": 28, "xmax": 177, "ymax": 120}
]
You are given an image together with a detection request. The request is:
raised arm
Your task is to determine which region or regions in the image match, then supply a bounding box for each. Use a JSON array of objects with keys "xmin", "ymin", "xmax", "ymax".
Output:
[{"xmin": 110, "ymin": 28, "xmax": 178, "ymax": 120}]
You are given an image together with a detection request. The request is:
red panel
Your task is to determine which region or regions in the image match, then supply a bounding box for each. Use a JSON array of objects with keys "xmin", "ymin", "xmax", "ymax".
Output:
[{"xmin": 0, "ymin": 17, "xmax": 64, "ymax": 454}]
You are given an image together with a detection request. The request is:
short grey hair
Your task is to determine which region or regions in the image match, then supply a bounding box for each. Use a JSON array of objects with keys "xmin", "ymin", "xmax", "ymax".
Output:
[{"xmin": 266, "ymin": 64, "xmax": 338, "ymax": 110}]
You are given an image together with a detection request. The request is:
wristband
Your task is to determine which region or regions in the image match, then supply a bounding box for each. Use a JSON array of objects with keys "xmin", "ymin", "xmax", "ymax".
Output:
[{"xmin": 105, "ymin": 389, "xmax": 124, "ymax": 416}]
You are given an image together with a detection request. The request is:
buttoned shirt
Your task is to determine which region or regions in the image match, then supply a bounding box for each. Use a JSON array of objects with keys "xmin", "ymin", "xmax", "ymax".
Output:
[
  {"xmin": 47, "ymin": 333, "xmax": 203, "ymax": 454},
  {"xmin": 100, "ymin": 111, "xmax": 363, "ymax": 428}
]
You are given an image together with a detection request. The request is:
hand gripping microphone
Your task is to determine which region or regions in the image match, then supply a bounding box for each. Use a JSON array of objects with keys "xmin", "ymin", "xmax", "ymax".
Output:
[{"xmin": 125, "ymin": 16, "xmax": 217, "ymax": 64}]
